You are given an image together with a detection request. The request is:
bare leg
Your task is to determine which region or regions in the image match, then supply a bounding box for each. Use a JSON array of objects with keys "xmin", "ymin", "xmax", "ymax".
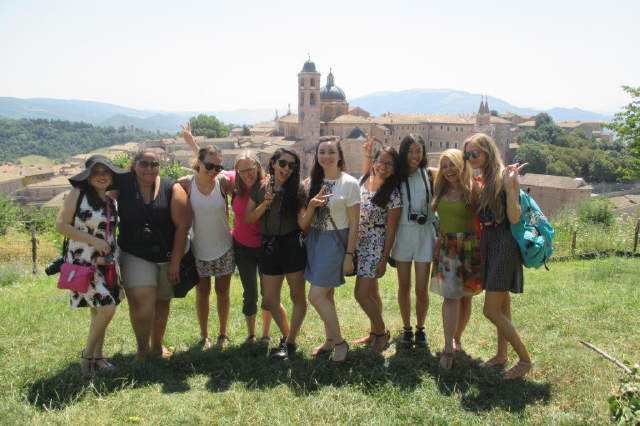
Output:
[
  {"xmin": 246, "ymin": 314, "xmax": 257, "ymax": 338},
  {"xmin": 124, "ymin": 286, "xmax": 155, "ymax": 361},
  {"xmin": 309, "ymin": 285, "xmax": 342, "ymax": 353},
  {"xmin": 262, "ymin": 274, "xmax": 289, "ymax": 337},
  {"xmin": 84, "ymin": 305, "xmax": 116, "ymax": 373},
  {"xmin": 214, "ymin": 274, "xmax": 231, "ymax": 337},
  {"xmin": 151, "ymin": 298, "xmax": 171, "ymax": 356},
  {"xmin": 396, "ymin": 261, "xmax": 413, "ymax": 328},
  {"xmin": 195, "ymin": 277, "xmax": 211, "ymax": 339},
  {"xmin": 454, "ymin": 296, "xmax": 472, "ymax": 350},
  {"xmin": 354, "ymin": 277, "xmax": 385, "ymax": 334},
  {"xmin": 285, "ymin": 270, "xmax": 307, "ymax": 344},
  {"xmin": 483, "ymin": 291, "xmax": 530, "ymax": 363},
  {"xmin": 414, "ymin": 262, "xmax": 430, "ymax": 328},
  {"xmin": 441, "ymin": 298, "xmax": 459, "ymax": 354}
]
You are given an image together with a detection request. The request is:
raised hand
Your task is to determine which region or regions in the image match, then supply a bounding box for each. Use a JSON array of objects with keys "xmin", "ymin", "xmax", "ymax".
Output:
[
  {"xmin": 363, "ymin": 135, "xmax": 374, "ymax": 158},
  {"xmin": 308, "ymin": 185, "xmax": 333, "ymax": 209},
  {"xmin": 180, "ymin": 122, "xmax": 194, "ymax": 142},
  {"xmin": 503, "ymin": 162, "xmax": 528, "ymax": 193}
]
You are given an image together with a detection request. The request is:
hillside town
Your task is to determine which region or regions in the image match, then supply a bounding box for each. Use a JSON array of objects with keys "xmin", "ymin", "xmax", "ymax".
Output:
[{"xmin": 0, "ymin": 59, "xmax": 633, "ymax": 217}]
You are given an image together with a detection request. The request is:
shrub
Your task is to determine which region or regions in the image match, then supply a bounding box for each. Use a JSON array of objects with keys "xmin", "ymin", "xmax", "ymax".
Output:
[
  {"xmin": 0, "ymin": 194, "xmax": 22, "ymax": 235},
  {"xmin": 609, "ymin": 365, "xmax": 640, "ymax": 425},
  {"xmin": 578, "ymin": 197, "xmax": 614, "ymax": 227}
]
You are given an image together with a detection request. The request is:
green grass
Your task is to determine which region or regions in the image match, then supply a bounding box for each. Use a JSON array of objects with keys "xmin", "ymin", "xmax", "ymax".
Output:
[{"xmin": 0, "ymin": 258, "xmax": 638, "ymax": 424}]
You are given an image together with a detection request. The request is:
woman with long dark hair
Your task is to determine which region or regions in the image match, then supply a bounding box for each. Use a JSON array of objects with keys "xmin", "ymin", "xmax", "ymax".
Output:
[
  {"xmin": 354, "ymin": 146, "xmax": 402, "ymax": 352},
  {"xmin": 463, "ymin": 133, "xmax": 531, "ymax": 380},
  {"xmin": 245, "ymin": 148, "xmax": 307, "ymax": 360},
  {"xmin": 300, "ymin": 136, "xmax": 360, "ymax": 363},
  {"xmin": 57, "ymin": 155, "xmax": 126, "ymax": 376}
]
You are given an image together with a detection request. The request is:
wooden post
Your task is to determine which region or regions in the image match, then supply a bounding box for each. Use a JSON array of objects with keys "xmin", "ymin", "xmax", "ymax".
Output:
[
  {"xmin": 31, "ymin": 229, "xmax": 38, "ymax": 275},
  {"xmin": 633, "ymin": 219, "xmax": 640, "ymax": 253},
  {"xmin": 571, "ymin": 229, "xmax": 577, "ymax": 257}
]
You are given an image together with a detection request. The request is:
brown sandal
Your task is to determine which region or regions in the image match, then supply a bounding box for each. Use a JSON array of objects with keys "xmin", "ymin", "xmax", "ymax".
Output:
[
  {"xmin": 479, "ymin": 356, "xmax": 508, "ymax": 369},
  {"xmin": 503, "ymin": 361, "xmax": 532, "ymax": 380},
  {"xmin": 372, "ymin": 330, "xmax": 390, "ymax": 353}
]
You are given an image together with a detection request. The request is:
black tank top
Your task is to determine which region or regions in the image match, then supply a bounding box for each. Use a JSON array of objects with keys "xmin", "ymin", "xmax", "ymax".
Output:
[{"xmin": 116, "ymin": 173, "xmax": 176, "ymax": 262}]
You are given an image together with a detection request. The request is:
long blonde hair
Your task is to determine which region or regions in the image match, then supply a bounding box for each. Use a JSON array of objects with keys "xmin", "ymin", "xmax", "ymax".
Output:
[
  {"xmin": 463, "ymin": 133, "xmax": 505, "ymax": 222},
  {"xmin": 233, "ymin": 150, "xmax": 263, "ymax": 196},
  {"xmin": 431, "ymin": 149, "xmax": 473, "ymax": 211}
]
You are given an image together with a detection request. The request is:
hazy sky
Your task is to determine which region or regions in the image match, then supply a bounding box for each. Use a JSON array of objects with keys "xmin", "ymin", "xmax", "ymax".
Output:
[{"xmin": 1, "ymin": 0, "xmax": 638, "ymax": 114}]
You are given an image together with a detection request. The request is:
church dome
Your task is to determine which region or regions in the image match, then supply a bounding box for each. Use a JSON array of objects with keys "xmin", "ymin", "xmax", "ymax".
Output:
[
  {"xmin": 301, "ymin": 59, "xmax": 317, "ymax": 73},
  {"xmin": 320, "ymin": 70, "xmax": 346, "ymax": 101}
]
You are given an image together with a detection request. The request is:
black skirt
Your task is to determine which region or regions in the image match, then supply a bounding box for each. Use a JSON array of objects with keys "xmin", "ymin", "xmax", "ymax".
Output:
[{"xmin": 480, "ymin": 221, "xmax": 524, "ymax": 293}]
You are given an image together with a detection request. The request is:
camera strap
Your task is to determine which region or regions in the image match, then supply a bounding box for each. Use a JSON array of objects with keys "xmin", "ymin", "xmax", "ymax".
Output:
[
  {"xmin": 61, "ymin": 190, "xmax": 86, "ymax": 258},
  {"xmin": 404, "ymin": 168, "xmax": 432, "ymax": 221}
]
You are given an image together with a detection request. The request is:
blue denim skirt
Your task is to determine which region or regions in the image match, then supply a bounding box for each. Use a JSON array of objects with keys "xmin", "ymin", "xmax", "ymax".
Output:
[{"xmin": 304, "ymin": 228, "xmax": 348, "ymax": 287}]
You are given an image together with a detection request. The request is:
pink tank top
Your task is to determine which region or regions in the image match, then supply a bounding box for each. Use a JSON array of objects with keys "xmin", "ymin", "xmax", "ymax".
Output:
[{"xmin": 232, "ymin": 190, "xmax": 262, "ymax": 248}]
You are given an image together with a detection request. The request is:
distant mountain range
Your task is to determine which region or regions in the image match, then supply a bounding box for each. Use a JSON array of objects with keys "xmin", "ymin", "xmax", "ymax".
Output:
[{"xmin": 0, "ymin": 91, "xmax": 612, "ymax": 132}]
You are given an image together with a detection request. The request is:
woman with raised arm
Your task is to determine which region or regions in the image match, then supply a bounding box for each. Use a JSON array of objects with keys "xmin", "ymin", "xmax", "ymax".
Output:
[
  {"xmin": 245, "ymin": 148, "xmax": 307, "ymax": 360},
  {"xmin": 115, "ymin": 149, "xmax": 191, "ymax": 361},
  {"xmin": 57, "ymin": 155, "xmax": 126, "ymax": 376},
  {"xmin": 354, "ymin": 146, "xmax": 402, "ymax": 352},
  {"xmin": 463, "ymin": 133, "xmax": 532, "ymax": 380},
  {"xmin": 299, "ymin": 136, "xmax": 360, "ymax": 363},
  {"xmin": 181, "ymin": 124, "xmax": 281, "ymax": 343},
  {"xmin": 177, "ymin": 145, "xmax": 234, "ymax": 347},
  {"xmin": 430, "ymin": 149, "xmax": 482, "ymax": 371}
]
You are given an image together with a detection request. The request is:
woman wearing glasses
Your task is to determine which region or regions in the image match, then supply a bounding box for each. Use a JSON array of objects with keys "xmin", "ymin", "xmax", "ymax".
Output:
[
  {"xmin": 177, "ymin": 145, "xmax": 234, "ymax": 347},
  {"xmin": 230, "ymin": 151, "xmax": 281, "ymax": 343},
  {"xmin": 354, "ymin": 146, "xmax": 402, "ymax": 352},
  {"xmin": 115, "ymin": 150, "xmax": 191, "ymax": 361},
  {"xmin": 245, "ymin": 148, "xmax": 307, "ymax": 360},
  {"xmin": 463, "ymin": 133, "xmax": 532, "ymax": 380}
]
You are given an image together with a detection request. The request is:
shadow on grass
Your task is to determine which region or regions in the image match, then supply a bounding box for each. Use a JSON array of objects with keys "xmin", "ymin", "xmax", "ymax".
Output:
[{"xmin": 26, "ymin": 341, "xmax": 550, "ymax": 413}]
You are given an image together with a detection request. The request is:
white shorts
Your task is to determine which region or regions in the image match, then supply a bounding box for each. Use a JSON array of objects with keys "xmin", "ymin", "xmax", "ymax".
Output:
[{"xmin": 390, "ymin": 222, "xmax": 437, "ymax": 263}]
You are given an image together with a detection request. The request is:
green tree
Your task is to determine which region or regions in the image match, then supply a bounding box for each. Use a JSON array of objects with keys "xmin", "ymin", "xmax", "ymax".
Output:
[
  {"xmin": 546, "ymin": 160, "xmax": 575, "ymax": 177},
  {"xmin": 242, "ymin": 125, "xmax": 251, "ymax": 136},
  {"xmin": 514, "ymin": 143, "xmax": 549, "ymax": 174},
  {"xmin": 606, "ymin": 85, "xmax": 640, "ymax": 178},
  {"xmin": 189, "ymin": 114, "xmax": 230, "ymax": 138},
  {"xmin": 490, "ymin": 110, "xmax": 498, "ymax": 117},
  {"xmin": 535, "ymin": 112, "xmax": 553, "ymax": 128}
]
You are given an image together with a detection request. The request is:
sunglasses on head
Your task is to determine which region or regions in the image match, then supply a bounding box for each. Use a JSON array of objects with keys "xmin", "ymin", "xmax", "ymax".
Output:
[
  {"xmin": 277, "ymin": 159, "xmax": 297, "ymax": 170},
  {"xmin": 202, "ymin": 162, "xmax": 224, "ymax": 172},
  {"xmin": 463, "ymin": 150, "xmax": 481, "ymax": 161},
  {"xmin": 138, "ymin": 160, "xmax": 160, "ymax": 168}
]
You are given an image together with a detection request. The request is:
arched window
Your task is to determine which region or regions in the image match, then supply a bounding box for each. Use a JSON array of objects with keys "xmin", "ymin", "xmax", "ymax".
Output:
[{"xmin": 310, "ymin": 78, "xmax": 315, "ymax": 87}]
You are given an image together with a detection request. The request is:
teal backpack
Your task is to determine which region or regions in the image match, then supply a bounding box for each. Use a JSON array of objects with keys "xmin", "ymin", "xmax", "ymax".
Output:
[{"xmin": 510, "ymin": 189, "xmax": 555, "ymax": 269}]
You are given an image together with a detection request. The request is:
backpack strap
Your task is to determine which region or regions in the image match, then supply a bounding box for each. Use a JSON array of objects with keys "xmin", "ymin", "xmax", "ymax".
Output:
[{"xmin": 61, "ymin": 190, "xmax": 86, "ymax": 257}]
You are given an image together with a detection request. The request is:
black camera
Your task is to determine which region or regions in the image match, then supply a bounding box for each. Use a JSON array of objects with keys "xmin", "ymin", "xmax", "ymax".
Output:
[
  {"xmin": 141, "ymin": 223, "xmax": 153, "ymax": 242},
  {"xmin": 45, "ymin": 257, "xmax": 65, "ymax": 275},
  {"xmin": 409, "ymin": 212, "xmax": 428, "ymax": 225}
]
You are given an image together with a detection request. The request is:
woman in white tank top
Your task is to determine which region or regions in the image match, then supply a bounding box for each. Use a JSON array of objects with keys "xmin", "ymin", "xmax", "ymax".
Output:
[{"xmin": 178, "ymin": 145, "xmax": 235, "ymax": 348}]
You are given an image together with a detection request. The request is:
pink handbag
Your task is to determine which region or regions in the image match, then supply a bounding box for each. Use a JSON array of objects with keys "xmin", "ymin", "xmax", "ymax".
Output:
[{"xmin": 57, "ymin": 263, "xmax": 95, "ymax": 293}]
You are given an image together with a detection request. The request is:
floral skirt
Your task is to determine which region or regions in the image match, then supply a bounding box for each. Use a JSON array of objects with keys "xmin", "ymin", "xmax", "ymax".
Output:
[{"xmin": 430, "ymin": 231, "xmax": 482, "ymax": 299}]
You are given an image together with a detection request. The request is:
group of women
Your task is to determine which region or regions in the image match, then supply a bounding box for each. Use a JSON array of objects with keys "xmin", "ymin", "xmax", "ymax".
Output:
[{"xmin": 56, "ymin": 129, "xmax": 531, "ymax": 380}]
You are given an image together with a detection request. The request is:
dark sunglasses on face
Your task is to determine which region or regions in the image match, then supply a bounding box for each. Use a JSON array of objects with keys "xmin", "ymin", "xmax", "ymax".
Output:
[
  {"xmin": 463, "ymin": 150, "xmax": 481, "ymax": 161},
  {"xmin": 277, "ymin": 159, "xmax": 297, "ymax": 170},
  {"xmin": 202, "ymin": 162, "xmax": 224, "ymax": 172},
  {"xmin": 138, "ymin": 160, "xmax": 160, "ymax": 168}
]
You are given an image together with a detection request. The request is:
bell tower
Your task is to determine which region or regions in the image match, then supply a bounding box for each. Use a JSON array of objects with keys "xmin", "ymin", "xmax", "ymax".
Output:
[{"xmin": 298, "ymin": 57, "xmax": 321, "ymax": 150}]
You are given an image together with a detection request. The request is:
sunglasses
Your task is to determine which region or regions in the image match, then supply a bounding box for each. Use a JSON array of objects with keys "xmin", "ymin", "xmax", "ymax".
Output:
[
  {"xmin": 202, "ymin": 162, "xmax": 224, "ymax": 172},
  {"xmin": 138, "ymin": 160, "xmax": 160, "ymax": 169},
  {"xmin": 463, "ymin": 150, "xmax": 481, "ymax": 161},
  {"xmin": 277, "ymin": 159, "xmax": 297, "ymax": 170},
  {"xmin": 375, "ymin": 159, "xmax": 394, "ymax": 168}
]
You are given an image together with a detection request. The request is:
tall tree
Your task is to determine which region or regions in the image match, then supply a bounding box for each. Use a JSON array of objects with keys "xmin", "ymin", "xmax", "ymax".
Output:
[
  {"xmin": 189, "ymin": 114, "xmax": 230, "ymax": 138},
  {"xmin": 607, "ymin": 86, "xmax": 640, "ymax": 178}
]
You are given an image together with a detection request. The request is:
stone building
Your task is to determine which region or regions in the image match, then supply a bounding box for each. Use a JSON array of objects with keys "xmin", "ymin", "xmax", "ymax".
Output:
[{"xmin": 520, "ymin": 173, "xmax": 593, "ymax": 217}]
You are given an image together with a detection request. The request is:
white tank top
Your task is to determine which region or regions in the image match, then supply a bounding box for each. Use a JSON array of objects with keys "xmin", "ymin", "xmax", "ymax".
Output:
[{"xmin": 190, "ymin": 177, "xmax": 232, "ymax": 261}]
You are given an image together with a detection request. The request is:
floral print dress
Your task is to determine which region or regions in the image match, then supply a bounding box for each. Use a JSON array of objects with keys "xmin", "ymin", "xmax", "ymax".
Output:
[
  {"xmin": 356, "ymin": 184, "xmax": 402, "ymax": 278},
  {"xmin": 66, "ymin": 194, "xmax": 122, "ymax": 308}
]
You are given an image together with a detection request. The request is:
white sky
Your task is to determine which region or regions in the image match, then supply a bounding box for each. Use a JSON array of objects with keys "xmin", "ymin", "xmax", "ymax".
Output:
[{"xmin": 1, "ymin": 0, "xmax": 638, "ymax": 114}]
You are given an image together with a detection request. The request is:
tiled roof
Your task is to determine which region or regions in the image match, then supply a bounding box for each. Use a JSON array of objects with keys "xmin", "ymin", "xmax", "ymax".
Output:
[
  {"xmin": 329, "ymin": 114, "xmax": 372, "ymax": 124},
  {"xmin": 278, "ymin": 114, "xmax": 299, "ymax": 124},
  {"xmin": 557, "ymin": 120, "xmax": 604, "ymax": 128}
]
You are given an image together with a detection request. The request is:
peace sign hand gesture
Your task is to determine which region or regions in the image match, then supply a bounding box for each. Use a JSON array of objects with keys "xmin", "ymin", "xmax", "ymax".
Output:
[
  {"xmin": 308, "ymin": 185, "xmax": 333, "ymax": 210},
  {"xmin": 503, "ymin": 162, "xmax": 528, "ymax": 194},
  {"xmin": 180, "ymin": 122, "xmax": 194, "ymax": 144},
  {"xmin": 363, "ymin": 135, "xmax": 374, "ymax": 159}
]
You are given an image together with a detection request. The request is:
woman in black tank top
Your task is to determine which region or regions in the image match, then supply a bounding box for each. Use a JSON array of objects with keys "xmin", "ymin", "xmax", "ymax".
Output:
[{"xmin": 114, "ymin": 150, "xmax": 191, "ymax": 361}]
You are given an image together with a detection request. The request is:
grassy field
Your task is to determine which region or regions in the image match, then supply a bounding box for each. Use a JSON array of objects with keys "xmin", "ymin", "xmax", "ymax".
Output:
[{"xmin": 0, "ymin": 257, "xmax": 638, "ymax": 425}]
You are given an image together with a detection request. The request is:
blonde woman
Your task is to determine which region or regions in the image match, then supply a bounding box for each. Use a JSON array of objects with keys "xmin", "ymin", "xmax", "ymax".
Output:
[
  {"xmin": 463, "ymin": 133, "xmax": 531, "ymax": 380},
  {"xmin": 430, "ymin": 149, "xmax": 482, "ymax": 371}
]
